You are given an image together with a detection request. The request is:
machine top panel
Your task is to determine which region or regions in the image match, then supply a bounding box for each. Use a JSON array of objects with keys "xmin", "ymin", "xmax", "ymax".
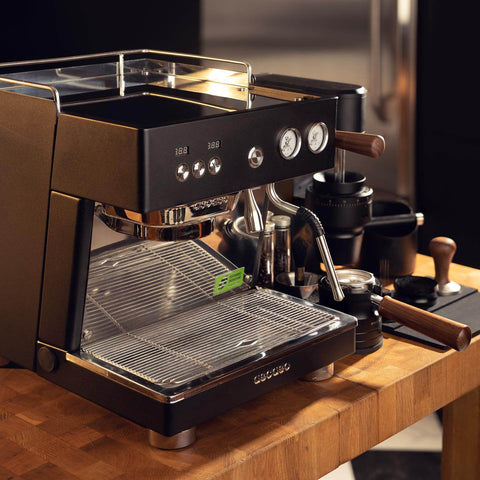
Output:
[{"xmin": 0, "ymin": 50, "xmax": 340, "ymax": 212}]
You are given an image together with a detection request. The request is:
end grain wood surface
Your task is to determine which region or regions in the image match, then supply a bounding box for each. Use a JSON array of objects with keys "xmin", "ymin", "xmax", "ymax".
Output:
[{"xmin": 0, "ymin": 254, "xmax": 479, "ymax": 480}]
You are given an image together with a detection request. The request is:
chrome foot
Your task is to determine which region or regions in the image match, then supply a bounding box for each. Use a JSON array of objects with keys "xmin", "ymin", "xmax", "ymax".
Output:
[
  {"xmin": 302, "ymin": 363, "xmax": 334, "ymax": 382},
  {"xmin": 148, "ymin": 427, "xmax": 196, "ymax": 449}
]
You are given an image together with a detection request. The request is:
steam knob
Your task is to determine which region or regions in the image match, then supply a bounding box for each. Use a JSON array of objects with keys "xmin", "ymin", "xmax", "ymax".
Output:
[{"xmin": 429, "ymin": 237, "xmax": 461, "ymax": 295}]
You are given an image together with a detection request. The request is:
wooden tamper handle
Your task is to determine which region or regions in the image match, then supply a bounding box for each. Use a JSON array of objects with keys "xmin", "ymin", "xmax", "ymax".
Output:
[
  {"xmin": 429, "ymin": 237, "xmax": 461, "ymax": 295},
  {"xmin": 374, "ymin": 295, "xmax": 471, "ymax": 351},
  {"xmin": 335, "ymin": 130, "xmax": 385, "ymax": 158}
]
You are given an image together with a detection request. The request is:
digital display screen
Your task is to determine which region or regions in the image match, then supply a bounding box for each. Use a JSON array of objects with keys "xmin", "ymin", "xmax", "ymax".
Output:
[
  {"xmin": 208, "ymin": 140, "xmax": 221, "ymax": 150},
  {"xmin": 175, "ymin": 146, "xmax": 189, "ymax": 156}
]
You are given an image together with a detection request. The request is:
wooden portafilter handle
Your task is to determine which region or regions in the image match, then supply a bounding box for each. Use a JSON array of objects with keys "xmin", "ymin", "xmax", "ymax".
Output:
[
  {"xmin": 335, "ymin": 130, "xmax": 386, "ymax": 158},
  {"xmin": 373, "ymin": 295, "xmax": 471, "ymax": 351},
  {"xmin": 428, "ymin": 237, "xmax": 461, "ymax": 295}
]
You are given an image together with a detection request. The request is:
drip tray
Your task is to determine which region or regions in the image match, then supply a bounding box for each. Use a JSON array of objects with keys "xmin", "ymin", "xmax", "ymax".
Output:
[{"xmin": 80, "ymin": 240, "xmax": 355, "ymax": 398}]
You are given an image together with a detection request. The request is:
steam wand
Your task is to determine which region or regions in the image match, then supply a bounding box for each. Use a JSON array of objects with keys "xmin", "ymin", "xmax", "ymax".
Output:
[
  {"xmin": 243, "ymin": 188, "xmax": 264, "ymax": 233},
  {"xmin": 266, "ymin": 183, "xmax": 344, "ymax": 302}
]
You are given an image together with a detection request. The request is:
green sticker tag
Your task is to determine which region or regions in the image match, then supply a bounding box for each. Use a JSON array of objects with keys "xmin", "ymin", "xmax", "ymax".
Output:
[{"xmin": 214, "ymin": 267, "xmax": 245, "ymax": 295}]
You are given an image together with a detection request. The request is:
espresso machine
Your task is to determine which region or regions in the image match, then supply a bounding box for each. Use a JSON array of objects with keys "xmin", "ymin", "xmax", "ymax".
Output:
[{"xmin": 0, "ymin": 50, "xmax": 372, "ymax": 448}]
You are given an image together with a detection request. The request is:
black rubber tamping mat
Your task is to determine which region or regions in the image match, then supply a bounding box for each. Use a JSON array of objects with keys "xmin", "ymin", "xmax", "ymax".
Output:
[{"xmin": 382, "ymin": 285, "xmax": 479, "ymax": 350}]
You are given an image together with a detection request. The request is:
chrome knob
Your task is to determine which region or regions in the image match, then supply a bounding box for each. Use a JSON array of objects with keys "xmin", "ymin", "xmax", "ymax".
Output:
[
  {"xmin": 175, "ymin": 163, "xmax": 189, "ymax": 182},
  {"xmin": 208, "ymin": 156, "xmax": 222, "ymax": 175},
  {"xmin": 192, "ymin": 160, "xmax": 206, "ymax": 178},
  {"xmin": 248, "ymin": 146, "xmax": 264, "ymax": 168}
]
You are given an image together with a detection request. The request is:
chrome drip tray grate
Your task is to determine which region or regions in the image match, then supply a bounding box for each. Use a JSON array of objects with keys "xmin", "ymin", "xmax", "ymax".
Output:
[
  {"xmin": 81, "ymin": 240, "xmax": 344, "ymax": 392},
  {"xmin": 82, "ymin": 240, "xmax": 240, "ymax": 344}
]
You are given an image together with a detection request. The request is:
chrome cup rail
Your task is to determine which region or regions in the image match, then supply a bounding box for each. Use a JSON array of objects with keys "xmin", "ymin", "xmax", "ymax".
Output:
[{"xmin": 0, "ymin": 49, "xmax": 253, "ymax": 112}]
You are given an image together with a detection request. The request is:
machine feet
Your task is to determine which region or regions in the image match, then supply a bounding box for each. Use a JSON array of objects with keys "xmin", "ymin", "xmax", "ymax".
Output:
[
  {"xmin": 148, "ymin": 426, "xmax": 197, "ymax": 449},
  {"xmin": 302, "ymin": 363, "xmax": 334, "ymax": 382}
]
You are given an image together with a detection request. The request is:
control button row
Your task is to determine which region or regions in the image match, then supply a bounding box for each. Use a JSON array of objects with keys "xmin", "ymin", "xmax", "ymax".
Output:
[{"xmin": 175, "ymin": 157, "xmax": 222, "ymax": 182}]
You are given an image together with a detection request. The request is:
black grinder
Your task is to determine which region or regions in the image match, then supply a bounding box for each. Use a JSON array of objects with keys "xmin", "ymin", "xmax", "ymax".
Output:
[
  {"xmin": 305, "ymin": 128, "xmax": 385, "ymax": 269},
  {"xmin": 305, "ymin": 170, "xmax": 373, "ymax": 267}
]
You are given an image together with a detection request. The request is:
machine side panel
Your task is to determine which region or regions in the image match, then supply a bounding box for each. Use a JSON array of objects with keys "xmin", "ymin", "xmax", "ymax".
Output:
[
  {"xmin": 38, "ymin": 193, "xmax": 93, "ymax": 352},
  {"xmin": 0, "ymin": 91, "xmax": 58, "ymax": 369},
  {"xmin": 51, "ymin": 115, "xmax": 143, "ymax": 211}
]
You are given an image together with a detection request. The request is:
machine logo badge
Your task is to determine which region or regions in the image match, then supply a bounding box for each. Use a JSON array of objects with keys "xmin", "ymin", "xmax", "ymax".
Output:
[{"xmin": 253, "ymin": 363, "xmax": 291, "ymax": 384}]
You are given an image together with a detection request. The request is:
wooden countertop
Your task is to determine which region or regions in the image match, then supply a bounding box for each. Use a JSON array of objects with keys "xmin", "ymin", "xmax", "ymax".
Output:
[{"xmin": 0, "ymin": 254, "xmax": 479, "ymax": 479}]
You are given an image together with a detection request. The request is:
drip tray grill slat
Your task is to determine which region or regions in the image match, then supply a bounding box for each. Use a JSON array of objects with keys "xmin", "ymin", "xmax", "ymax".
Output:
[{"xmin": 81, "ymin": 240, "xmax": 343, "ymax": 390}]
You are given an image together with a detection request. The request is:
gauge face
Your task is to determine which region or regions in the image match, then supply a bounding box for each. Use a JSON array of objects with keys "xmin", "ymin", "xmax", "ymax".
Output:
[
  {"xmin": 307, "ymin": 122, "xmax": 328, "ymax": 153},
  {"xmin": 279, "ymin": 128, "xmax": 301, "ymax": 159}
]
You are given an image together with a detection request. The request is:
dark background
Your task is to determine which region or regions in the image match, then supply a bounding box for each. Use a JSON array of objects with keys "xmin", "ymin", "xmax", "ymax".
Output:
[
  {"xmin": 416, "ymin": 1, "xmax": 480, "ymax": 267},
  {"xmin": 0, "ymin": 1, "xmax": 200, "ymax": 62}
]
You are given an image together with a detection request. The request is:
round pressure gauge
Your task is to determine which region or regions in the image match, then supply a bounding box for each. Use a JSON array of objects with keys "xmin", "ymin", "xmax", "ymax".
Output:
[
  {"xmin": 279, "ymin": 128, "xmax": 301, "ymax": 160},
  {"xmin": 307, "ymin": 122, "xmax": 329, "ymax": 154}
]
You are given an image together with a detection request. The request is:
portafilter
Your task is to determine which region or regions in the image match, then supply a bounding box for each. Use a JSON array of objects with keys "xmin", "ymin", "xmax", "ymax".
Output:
[{"xmin": 319, "ymin": 268, "xmax": 471, "ymax": 352}]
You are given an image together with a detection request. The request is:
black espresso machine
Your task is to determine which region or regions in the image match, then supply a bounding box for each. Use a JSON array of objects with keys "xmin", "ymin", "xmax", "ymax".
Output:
[{"xmin": 0, "ymin": 50, "xmax": 373, "ymax": 448}]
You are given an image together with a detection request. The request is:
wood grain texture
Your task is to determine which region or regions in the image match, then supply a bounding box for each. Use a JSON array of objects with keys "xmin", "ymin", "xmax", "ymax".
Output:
[
  {"xmin": 335, "ymin": 130, "xmax": 386, "ymax": 158},
  {"xmin": 0, "ymin": 254, "xmax": 479, "ymax": 479},
  {"xmin": 442, "ymin": 387, "xmax": 480, "ymax": 480},
  {"xmin": 378, "ymin": 295, "xmax": 471, "ymax": 351}
]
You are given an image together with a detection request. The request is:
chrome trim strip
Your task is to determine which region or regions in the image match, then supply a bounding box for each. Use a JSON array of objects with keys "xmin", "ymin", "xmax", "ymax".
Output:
[
  {"xmin": 65, "ymin": 350, "xmax": 176, "ymax": 403},
  {"xmin": 0, "ymin": 49, "xmax": 252, "ymax": 112},
  {"xmin": 0, "ymin": 49, "xmax": 251, "ymax": 76},
  {"xmin": 37, "ymin": 341, "xmax": 176, "ymax": 403},
  {"xmin": 250, "ymin": 85, "xmax": 319, "ymax": 102},
  {"xmin": 0, "ymin": 77, "xmax": 61, "ymax": 113}
]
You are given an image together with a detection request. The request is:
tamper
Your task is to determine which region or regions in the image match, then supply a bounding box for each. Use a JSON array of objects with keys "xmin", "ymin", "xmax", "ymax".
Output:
[{"xmin": 429, "ymin": 237, "xmax": 461, "ymax": 295}]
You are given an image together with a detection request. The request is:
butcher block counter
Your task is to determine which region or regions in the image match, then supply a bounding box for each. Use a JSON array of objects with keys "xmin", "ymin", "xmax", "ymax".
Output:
[{"xmin": 0, "ymin": 254, "xmax": 479, "ymax": 479}]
